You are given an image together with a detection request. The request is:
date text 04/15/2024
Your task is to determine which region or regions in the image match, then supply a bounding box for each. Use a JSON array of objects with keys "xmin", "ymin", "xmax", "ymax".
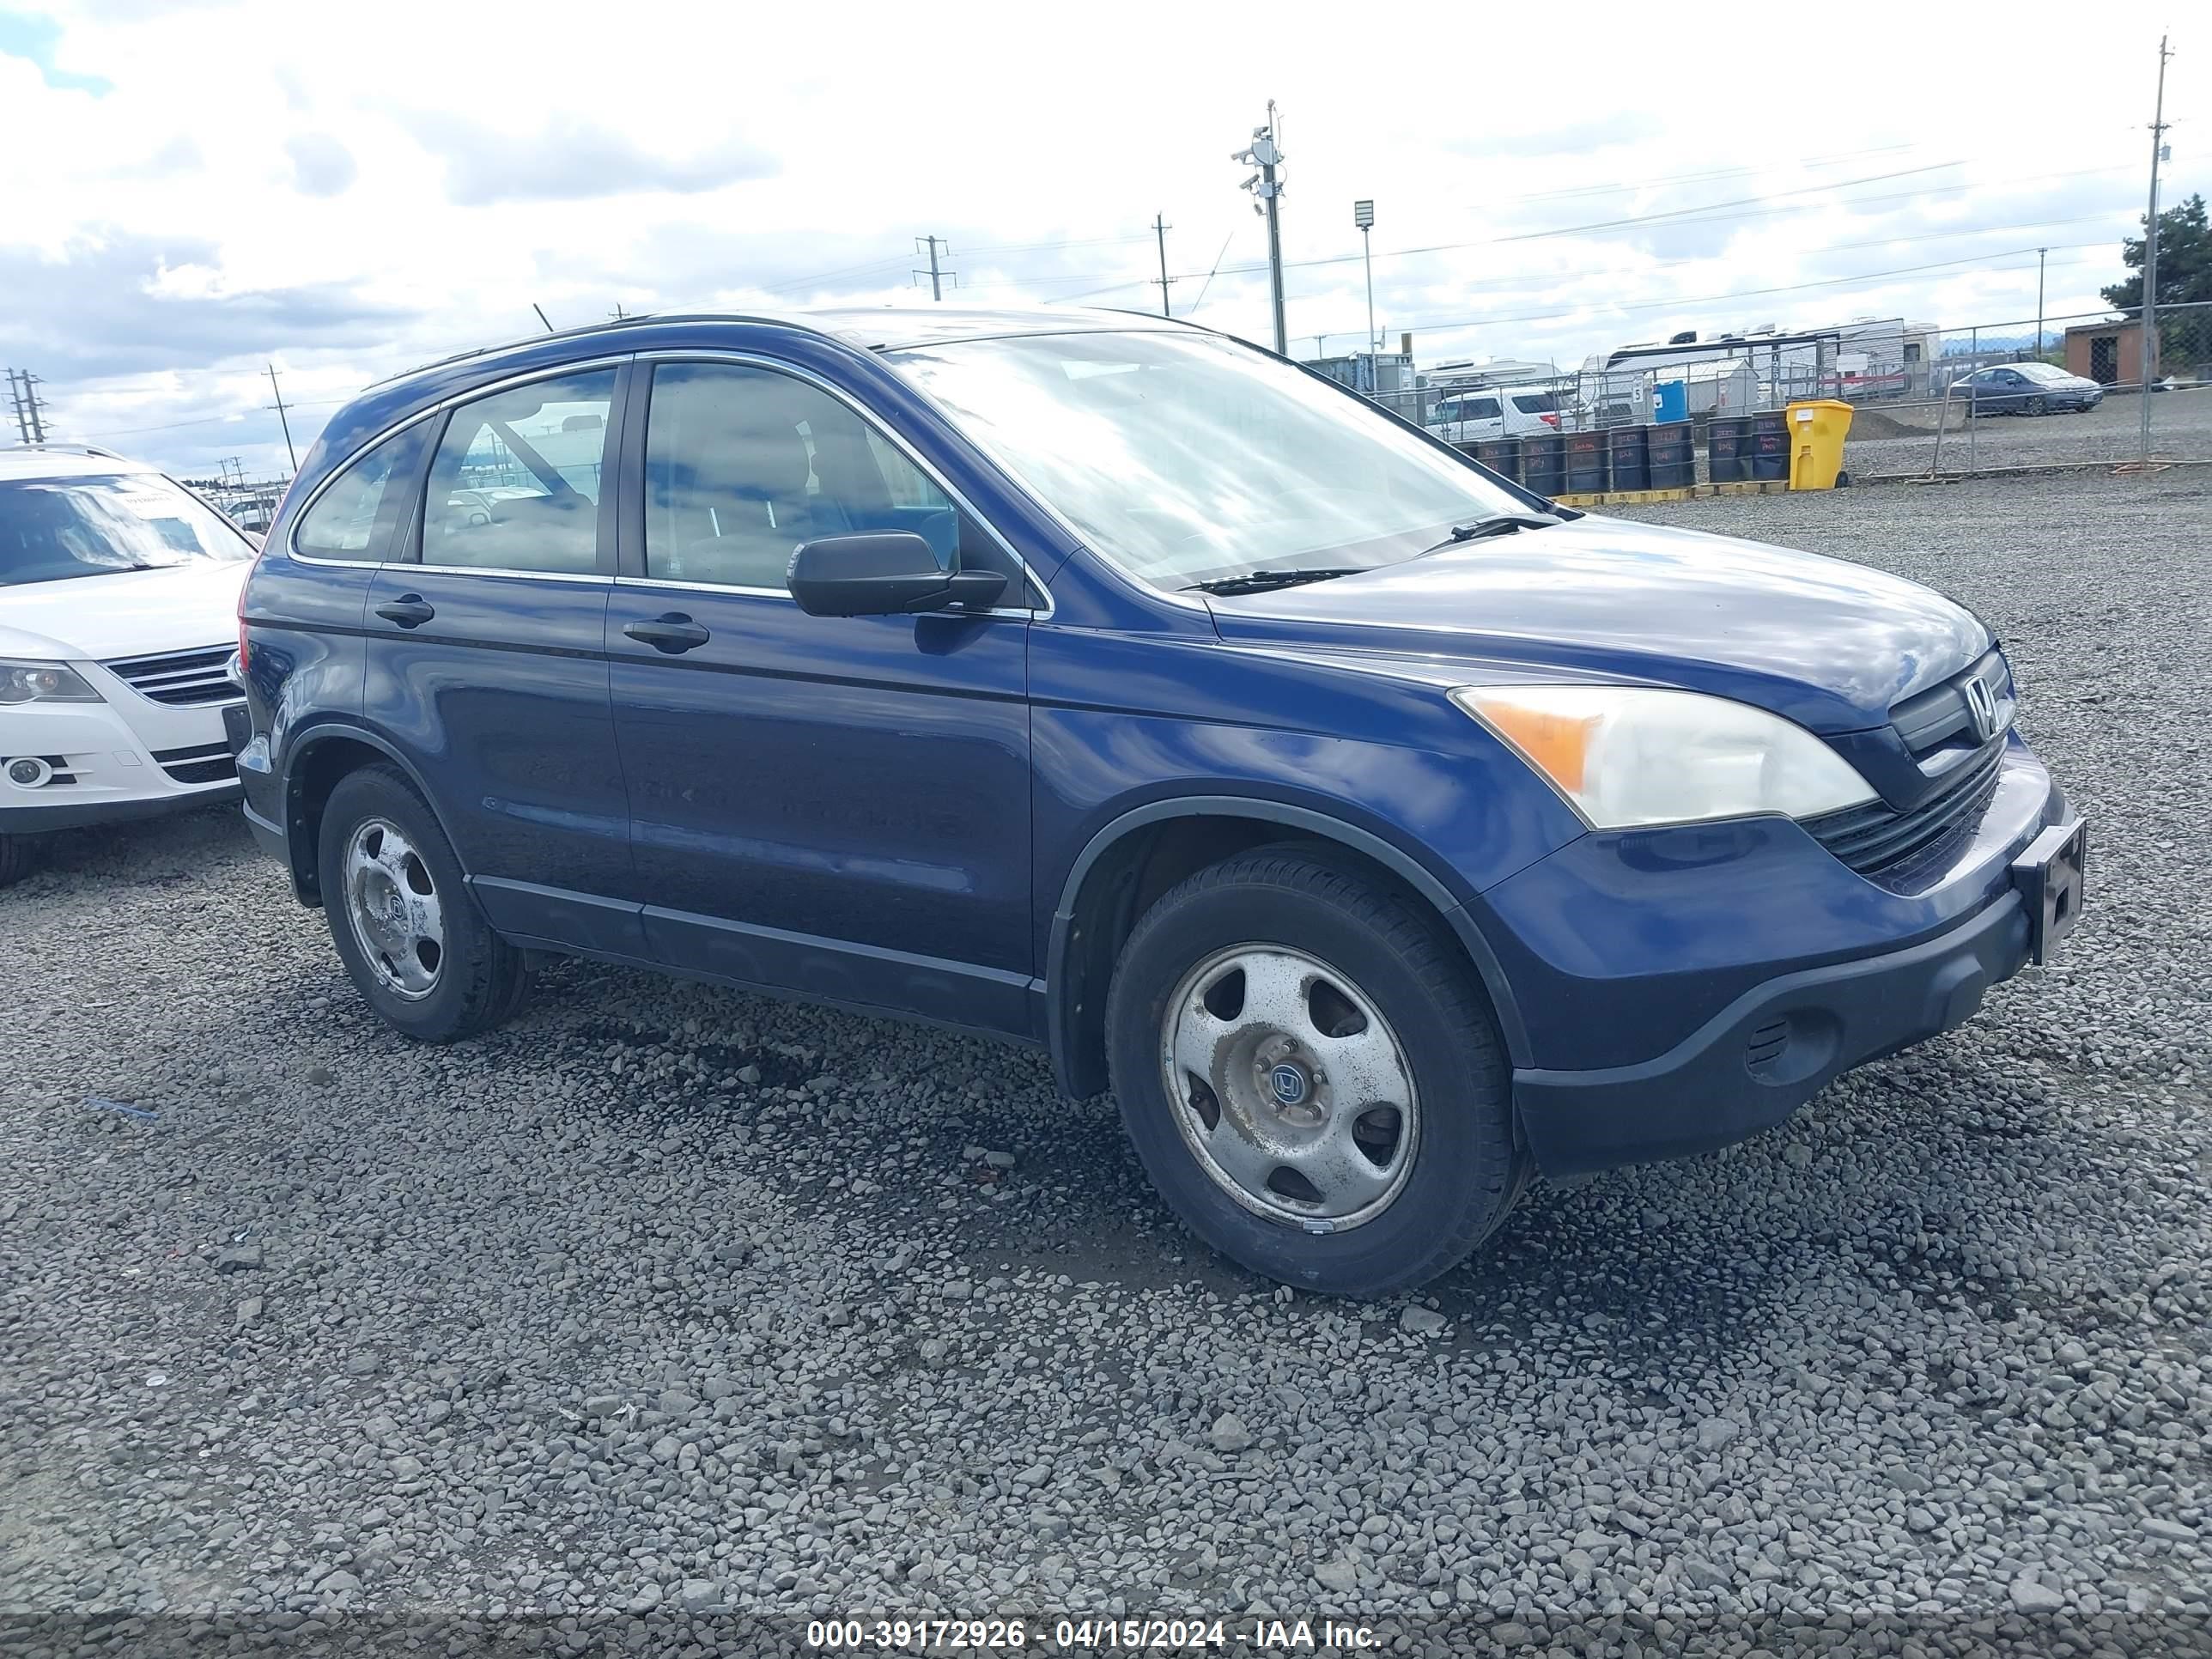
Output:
[{"xmin": 802, "ymin": 1618, "xmax": 1383, "ymax": 1650}]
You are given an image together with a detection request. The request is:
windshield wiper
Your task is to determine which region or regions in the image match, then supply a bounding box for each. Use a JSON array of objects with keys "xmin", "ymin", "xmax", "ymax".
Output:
[
  {"xmin": 1182, "ymin": 567, "xmax": 1368, "ymax": 596},
  {"xmin": 1420, "ymin": 513, "xmax": 1563, "ymax": 553}
]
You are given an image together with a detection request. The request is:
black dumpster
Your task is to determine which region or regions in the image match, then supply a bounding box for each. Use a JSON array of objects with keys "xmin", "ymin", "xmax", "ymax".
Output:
[
  {"xmin": 1564, "ymin": 429, "xmax": 1607, "ymax": 495},
  {"xmin": 1749, "ymin": 410, "xmax": 1789, "ymax": 482},
  {"xmin": 1469, "ymin": 436, "xmax": 1521, "ymax": 483},
  {"xmin": 1519, "ymin": 431, "xmax": 1565, "ymax": 496},
  {"xmin": 1606, "ymin": 425, "xmax": 1650, "ymax": 493},
  {"xmin": 1647, "ymin": 422, "xmax": 1694, "ymax": 489},
  {"xmin": 1707, "ymin": 415, "xmax": 1750, "ymax": 483}
]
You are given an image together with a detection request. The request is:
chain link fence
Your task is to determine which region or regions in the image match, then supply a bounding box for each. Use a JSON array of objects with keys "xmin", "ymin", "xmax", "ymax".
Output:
[{"xmin": 1332, "ymin": 301, "xmax": 2212, "ymax": 484}]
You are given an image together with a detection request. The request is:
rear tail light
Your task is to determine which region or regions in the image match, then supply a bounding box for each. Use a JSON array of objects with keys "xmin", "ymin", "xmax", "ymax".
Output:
[
  {"xmin": 237, "ymin": 582, "xmax": 251, "ymax": 677},
  {"xmin": 1540, "ymin": 412, "xmax": 1560, "ymax": 427}
]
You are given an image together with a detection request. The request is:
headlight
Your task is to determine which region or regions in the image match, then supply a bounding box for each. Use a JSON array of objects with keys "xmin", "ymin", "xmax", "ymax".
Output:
[
  {"xmin": 0, "ymin": 660, "xmax": 104, "ymax": 704},
  {"xmin": 1450, "ymin": 684, "xmax": 1875, "ymax": 829}
]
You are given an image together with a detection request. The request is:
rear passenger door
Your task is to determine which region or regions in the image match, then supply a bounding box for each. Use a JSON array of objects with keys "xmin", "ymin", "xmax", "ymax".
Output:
[
  {"xmin": 605, "ymin": 356, "xmax": 1037, "ymax": 1036},
  {"xmin": 362, "ymin": 362, "xmax": 646, "ymax": 957}
]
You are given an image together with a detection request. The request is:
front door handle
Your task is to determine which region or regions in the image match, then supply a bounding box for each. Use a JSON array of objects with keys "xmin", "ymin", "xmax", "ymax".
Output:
[
  {"xmin": 374, "ymin": 595, "xmax": 435, "ymax": 628},
  {"xmin": 623, "ymin": 613, "xmax": 711, "ymax": 654}
]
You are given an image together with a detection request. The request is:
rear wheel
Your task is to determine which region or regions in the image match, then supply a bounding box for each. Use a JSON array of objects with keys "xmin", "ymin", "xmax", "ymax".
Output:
[
  {"xmin": 0, "ymin": 834, "xmax": 33, "ymax": 889},
  {"xmin": 1106, "ymin": 845, "xmax": 1524, "ymax": 1297},
  {"xmin": 317, "ymin": 764, "xmax": 530, "ymax": 1042}
]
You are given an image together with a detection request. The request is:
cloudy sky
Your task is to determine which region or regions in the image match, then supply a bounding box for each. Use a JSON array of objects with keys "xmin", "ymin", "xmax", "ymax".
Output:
[{"xmin": 0, "ymin": 0, "xmax": 2194, "ymax": 480}]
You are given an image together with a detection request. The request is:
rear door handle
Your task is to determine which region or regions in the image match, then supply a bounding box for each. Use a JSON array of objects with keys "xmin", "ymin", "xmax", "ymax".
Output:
[
  {"xmin": 623, "ymin": 613, "xmax": 711, "ymax": 654},
  {"xmin": 374, "ymin": 596, "xmax": 435, "ymax": 628}
]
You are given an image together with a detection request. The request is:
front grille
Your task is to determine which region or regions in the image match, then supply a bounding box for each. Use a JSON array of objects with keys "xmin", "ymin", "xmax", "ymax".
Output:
[
  {"xmin": 103, "ymin": 646, "xmax": 240, "ymax": 707},
  {"xmin": 1891, "ymin": 647, "xmax": 2013, "ymax": 762},
  {"xmin": 1804, "ymin": 741, "xmax": 2006, "ymax": 876},
  {"xmin": 150, "ymin": 740, "xmax": 237, "ymax": 787}
]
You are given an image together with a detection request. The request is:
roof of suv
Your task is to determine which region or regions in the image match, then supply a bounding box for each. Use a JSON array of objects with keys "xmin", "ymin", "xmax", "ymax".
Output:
[
  {"xmin": 381, "ymin": 304, "xmax": 1196, "ymax": 386},
  {"xmin": 0, "ymin": 444, "xmax": 156, "ymax": 483}
]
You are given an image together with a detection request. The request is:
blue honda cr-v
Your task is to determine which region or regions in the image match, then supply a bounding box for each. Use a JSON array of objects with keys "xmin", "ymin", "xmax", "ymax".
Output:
[{"xmin": 231, "ymin": 307, "xmax": 2085, "ymax": 1296}]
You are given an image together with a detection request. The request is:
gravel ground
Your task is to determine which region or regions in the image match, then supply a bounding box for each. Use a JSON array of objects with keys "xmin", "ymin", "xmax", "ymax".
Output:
[
  {"xmin": 3, "ymin": 471, "xmax": 2209, "ymax": 1657},
  {"xmin": 1840, "ymin": 388, "xmax": 2212, "ymax": 478}
]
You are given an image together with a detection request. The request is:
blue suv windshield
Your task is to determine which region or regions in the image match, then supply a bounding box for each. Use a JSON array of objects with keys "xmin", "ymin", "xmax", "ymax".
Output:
[{"xmin": 887, "ymin": 330, "xmax": 1527, "ymax": 589}]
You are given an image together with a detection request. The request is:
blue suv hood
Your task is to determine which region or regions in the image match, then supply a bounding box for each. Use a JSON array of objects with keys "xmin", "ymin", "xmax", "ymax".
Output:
[{"xmin": 1202, "ymin": 514, "xmax": 1990, "ymax": 734}]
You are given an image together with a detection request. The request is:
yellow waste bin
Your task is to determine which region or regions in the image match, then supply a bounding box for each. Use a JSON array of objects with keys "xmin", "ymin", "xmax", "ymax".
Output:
[{"xmin": 1786, "ymin": 398, "xmax": 1854, "ymax": 489}]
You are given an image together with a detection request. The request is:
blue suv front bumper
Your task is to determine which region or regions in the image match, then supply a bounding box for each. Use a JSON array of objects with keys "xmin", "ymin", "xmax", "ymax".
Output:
[{"xmin": 1482, "ymin": 737, "xmax": 2075, "ymax": 1178}]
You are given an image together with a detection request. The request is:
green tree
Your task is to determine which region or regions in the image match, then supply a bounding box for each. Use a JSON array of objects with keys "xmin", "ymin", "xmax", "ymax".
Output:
[{"xmin": 2101, "ymin": 192, "xmax": 2212, "ymax": 311}]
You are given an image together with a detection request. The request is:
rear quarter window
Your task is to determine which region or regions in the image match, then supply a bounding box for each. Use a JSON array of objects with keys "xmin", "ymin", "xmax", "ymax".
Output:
[{"xmin": 294, "ymin": 421, "xmax": 434, "ymax": 562}]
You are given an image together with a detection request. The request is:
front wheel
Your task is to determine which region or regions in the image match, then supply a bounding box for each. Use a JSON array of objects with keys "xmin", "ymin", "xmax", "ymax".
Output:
[
  {"xmin": 0, "ymin": 834, "xmax": 33, "ymax": 888},
  {"xmin": 2025, "ymin": 395, "xmax": 2047, "ymax": 416},
  {"xmin": 317, "ymin": 764, "xmax": 530, "ymax": 1042},
  {"xmin": 1105, "ymin": 846, "xmax": 1524, "ymax": 1297}
]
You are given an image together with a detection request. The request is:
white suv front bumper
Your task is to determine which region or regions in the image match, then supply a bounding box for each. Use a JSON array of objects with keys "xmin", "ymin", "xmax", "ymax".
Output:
[{"xmin": 1, "ymin": 647, "xmax": 242, "ymax": 835}]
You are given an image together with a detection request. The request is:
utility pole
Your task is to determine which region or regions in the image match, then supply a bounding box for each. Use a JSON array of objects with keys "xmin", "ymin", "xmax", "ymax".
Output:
[
  {"xmin": 2140, "ymin": 33, "xmax": 2172, "ymax": 465},
  {"xmin": 1151, "ymin": 216, "xmax": 1176, "ymax": 317},
  {"xmin": 1233, "ymin": 103, "xmax": 1288, "ymax": 356},
  {"xmin": 266, "ymin": 362, "xmax": 297, "ymax": 473},
  {"xmin": 2034, "ymin": 248, "xmax": 2046, "ymax": 363},
  {"xmin": 6, "ymin": 370, "xmax": 28, "ymax": 445},
  {"xmin": 1354, "ymin": 198, "xmax": 1376, "ymax": 357},
  {"xmin": 914, "ymin": 235, "xmax": 955, "ymax": 301}
]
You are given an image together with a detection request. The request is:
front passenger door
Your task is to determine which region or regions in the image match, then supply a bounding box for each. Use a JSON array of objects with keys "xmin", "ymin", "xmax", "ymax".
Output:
[{"xmin": 605, "ymin": 359, "xmax": 1036, "ymax": 1036}]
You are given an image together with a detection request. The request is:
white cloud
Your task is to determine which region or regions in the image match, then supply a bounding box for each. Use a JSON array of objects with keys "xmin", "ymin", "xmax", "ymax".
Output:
[{"xmin": 0, "ymin": 0, "xmax": 2191, "ymax": 477}]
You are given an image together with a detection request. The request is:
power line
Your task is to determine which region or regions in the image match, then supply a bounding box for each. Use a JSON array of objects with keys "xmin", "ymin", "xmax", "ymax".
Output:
[{"xmin": 1363, "ymin": 244, "xmax": 2116, "ymax": 344}]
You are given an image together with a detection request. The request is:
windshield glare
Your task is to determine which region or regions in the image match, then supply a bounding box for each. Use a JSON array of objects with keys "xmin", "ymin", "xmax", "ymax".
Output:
[
  {"xmin": 887, "ymin": 331, "xmax": 1526, "ymax": 586},
  {"xmin": 2014, "ymin": 362, "xmax": 2070, "ymax": 383},
  {"xmin": 0, "ymin": 473, "xmax": 254, "ymax": 587}
]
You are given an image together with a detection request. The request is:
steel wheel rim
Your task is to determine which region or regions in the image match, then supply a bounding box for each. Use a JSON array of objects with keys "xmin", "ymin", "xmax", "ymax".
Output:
[
  {"xmin": 1158, "ymin": 943, "xmax": 1419, "ymax": 1232},
  {"xmin": 343, "ymin": 817, "xmax": 445, "ymax": 1001}
]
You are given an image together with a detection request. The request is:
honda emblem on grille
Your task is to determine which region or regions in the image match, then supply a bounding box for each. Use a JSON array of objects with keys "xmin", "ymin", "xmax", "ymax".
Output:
[{"xmin": 1963, "ymin": 674, "xmax": 2001, "ymax": 742}]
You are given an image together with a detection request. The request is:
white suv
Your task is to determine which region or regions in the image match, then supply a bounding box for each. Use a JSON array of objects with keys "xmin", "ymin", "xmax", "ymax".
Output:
[
  {"xmin": 1, "ymin": 445, "xmax": 258, "ymax": 885},
  {"xmin": 1424, "ymin": 384, "xmax": 1564, "ymax": 445}
]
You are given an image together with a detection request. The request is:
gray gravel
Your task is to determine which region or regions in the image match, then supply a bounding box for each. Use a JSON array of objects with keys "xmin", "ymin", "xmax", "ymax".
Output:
[{"xmin": 3, "ymin": 471, "xmax": 2209, "ymax": 1656}]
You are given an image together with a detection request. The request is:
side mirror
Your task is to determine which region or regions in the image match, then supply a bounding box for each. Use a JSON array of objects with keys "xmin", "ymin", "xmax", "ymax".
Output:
[{"xmin": 787, "ymin": 532, "xmax": 1008, "ymax": 617}]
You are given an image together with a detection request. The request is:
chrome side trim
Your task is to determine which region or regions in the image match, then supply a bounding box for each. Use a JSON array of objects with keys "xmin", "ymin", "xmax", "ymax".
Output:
[{"xmin": 406, "ymin": 563, "xmax": 612, "ymax": 586}]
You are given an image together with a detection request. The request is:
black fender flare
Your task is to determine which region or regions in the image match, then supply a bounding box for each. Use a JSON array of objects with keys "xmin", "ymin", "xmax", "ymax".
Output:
[
  {"xmin": 1043, "ymin": 794, "xmax": 1534, "ymax": 1094},
  {"xmin": 276, "ymin": 720, "xmax": 465, "ymax": 900}
]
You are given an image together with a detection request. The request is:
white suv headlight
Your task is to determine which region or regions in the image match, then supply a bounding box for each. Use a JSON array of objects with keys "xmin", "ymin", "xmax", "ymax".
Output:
[
  {"xmin": 0, "ymin": 660, "xmax": 103, "ymax": 705},
  {"xmin": 1451, "ymin": 684, "xmax": 1876, "ymax": 829}
]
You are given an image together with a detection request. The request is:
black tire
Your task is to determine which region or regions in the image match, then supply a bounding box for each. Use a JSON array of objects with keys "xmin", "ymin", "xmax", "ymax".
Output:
[
  {"xmin": 2026, "ymin": 395, "xmax": 2046, "ymax": 416},
  {"xmin": 317, "ymin": 764, "xmax": 529, "ymax": 1042},
  {"xmin": 1105, "ymin": 844, "xmax": 1524, "ymax": 1297},
  {"xmin": 0, "ymin": 834, "xmax": 33, "ymax": 889}
]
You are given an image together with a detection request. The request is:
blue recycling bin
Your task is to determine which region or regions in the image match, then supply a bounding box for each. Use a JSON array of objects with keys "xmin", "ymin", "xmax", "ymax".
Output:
[{"xmin": 1654, "ymin": 380, "xmax": 1688, "ymax": 422}]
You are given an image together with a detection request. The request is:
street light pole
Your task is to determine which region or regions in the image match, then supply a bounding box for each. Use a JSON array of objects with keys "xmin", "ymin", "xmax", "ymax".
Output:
[{"xmin": 1354, "ymin": 198, "xmax": 1376, "ymax": 357}]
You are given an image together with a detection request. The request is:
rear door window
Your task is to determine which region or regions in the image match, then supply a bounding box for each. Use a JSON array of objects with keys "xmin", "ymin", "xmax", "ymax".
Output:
[
  {"xmin": 420, "ymin": 370, "xmax": 617, "ymax": 574},
  {"xmin": 1510, "ymin": 392, "xmax": 1559, "ymax": 415},
  {"xmin": 294, "ymin": 422, "xmax": 432, "ymax": 562}
]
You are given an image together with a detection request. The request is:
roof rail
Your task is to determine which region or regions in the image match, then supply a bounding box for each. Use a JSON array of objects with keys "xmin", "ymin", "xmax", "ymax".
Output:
[{"xmin": 3, "ymin": 441, "xmax": 127, "ymax": 461}]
